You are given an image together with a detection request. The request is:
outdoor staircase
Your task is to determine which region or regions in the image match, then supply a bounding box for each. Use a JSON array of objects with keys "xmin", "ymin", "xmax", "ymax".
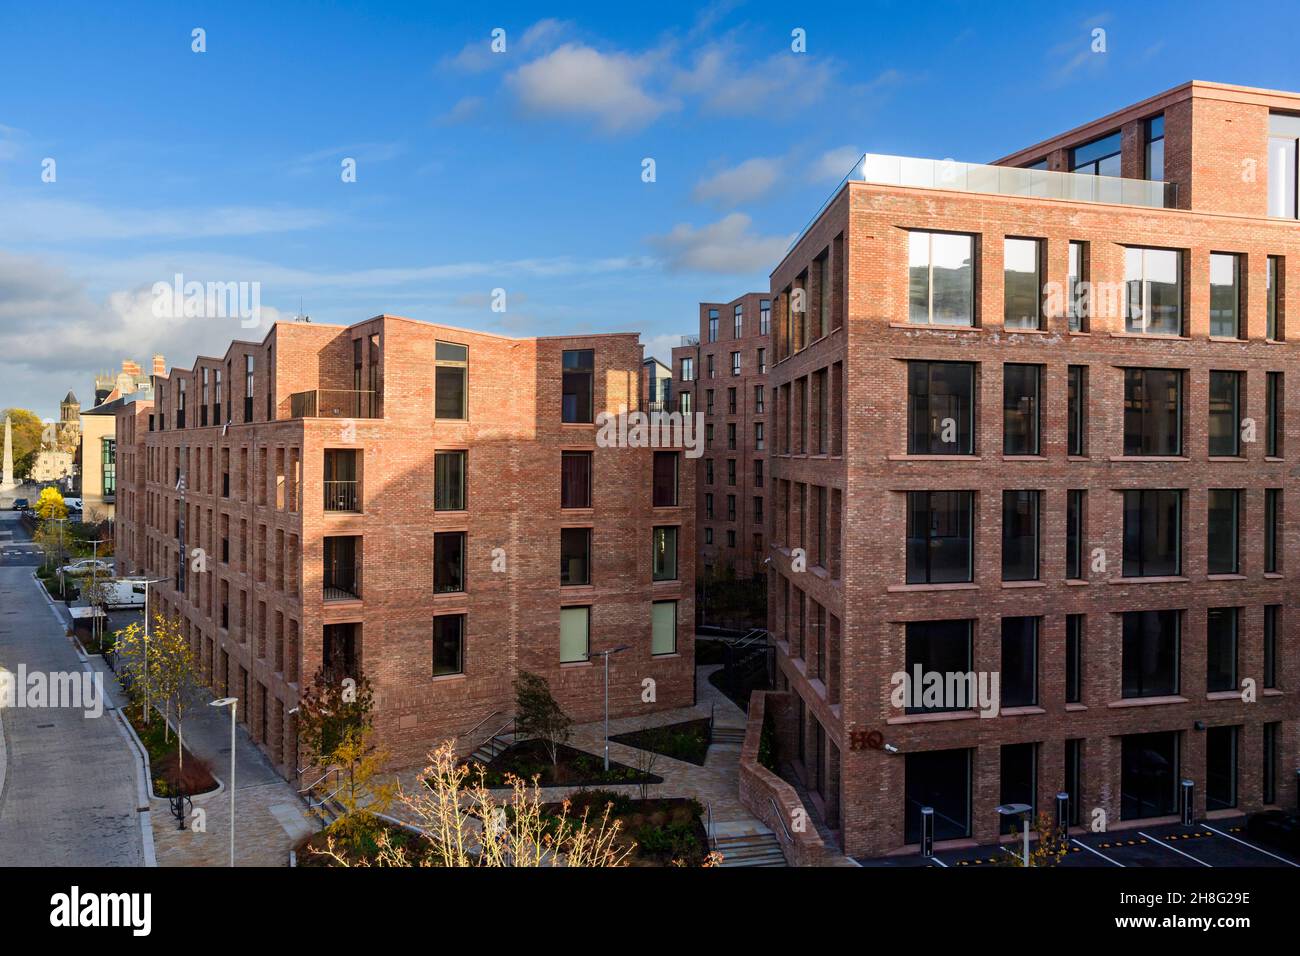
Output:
[
  {"xmin": 470, "ymin": 733, "xmax": 513, "ymax": 765},
  {"xmin": 711, "ymin": 726, "xmax": 747, "ymax": 747},
  {"xmin": 713, "ymin": 831, "xmax": 788, "ymax": 867}
]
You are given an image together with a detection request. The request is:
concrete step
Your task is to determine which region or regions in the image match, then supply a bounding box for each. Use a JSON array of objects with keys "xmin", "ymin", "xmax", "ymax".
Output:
[
  {"xmin": 713, "ymin": 832, "xmax": 787, "ymax": 867},
  {"xmin": 711, "ymin": 728, "xmax": 747, "ymax": 745}
]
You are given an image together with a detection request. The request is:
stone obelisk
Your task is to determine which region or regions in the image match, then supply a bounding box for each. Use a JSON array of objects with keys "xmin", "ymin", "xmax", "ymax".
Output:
[{"xmin": 2, "ymin": 415, "xmax": 16, "ymax": 490}]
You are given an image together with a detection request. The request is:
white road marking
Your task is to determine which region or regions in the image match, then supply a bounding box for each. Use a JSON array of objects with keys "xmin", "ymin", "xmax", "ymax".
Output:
[
  {"xmin": 1202, "ymin": 823, "xmax": 1300, "ymax": 867},
  {"xmin": 1072, "ymin": 837, "xmax": 1125, "ymax": 866},
  {"xmin": 1139, "ymin": 830, "xmax": 1212, "ymax": 867}
]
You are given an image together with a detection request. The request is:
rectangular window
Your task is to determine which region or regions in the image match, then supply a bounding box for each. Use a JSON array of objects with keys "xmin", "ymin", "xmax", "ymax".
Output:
[
  {"xmin": 1265, "ymin": 488, "xmax": 1281, "ymax": 573},
  {"xmin": 652, "ymin": 526, "xmax": 677, "ymax": 581},
  {"xmin": 757, "ymin": 348, "xmax": 767, "ymax": 374},
  {"xmin": 1068, "ymin": 365, "xmax": 1087, "ymax": 456},
  {"xmin": 759, "ymin": 298, "xmax": 771, "ymax": 335},
  {"xmin": 560, "ymin": 527, "xmax": 591, "ymax": 586},
  {"xmin": 1206, "ymin": 607, "xmax": 1239, "ymax": 693},
  {"xmin": 755, "ymin": 421, "xmax": 765, "ymax": 450},
  {"xmin": 1122, "ymin": 610, "xmax": 1180, "ymax": 698},
  {"xmin": 434, "ymin": 450, "xmax": 466, "ymax": 511},
  {"xmin": 704, "ymin": 493, "xmax": 713, "ymax": 519},
  {"xmin": 727, "ymin": 458, "xmax": 736, "ymax": 486},
  {"xmin": 904, "ymin": 620, "xmax": 973, "ymax": 714},
  {"xmin": 652, "ymin": 452, "xmax": 678, "ymax": 507},
  {"xmin": 905, "ymin": 748, "xmax": 972, "ymax": 843},
  {"xmin": 1145, "ymin": 114, "xmax": 1165, "ymax": 180},
  {"xmin": 1001, "ymin": 616, "xmax": 1038, "ymax": 708},
  {"xmin": 434, "ymin": 341, "xmax": 468, "ymax": 420},
  {"xmin": 433, "ymin": 531, "xmax": 465, "ymax": 593},
  {"xmin": 1268, "ymin": 113, "xmax": 1300, "ymax": 219},
  {"xmin": 908, "ymin": 231, "xmax": 975, "ymax": 326},
  {"xmin": 1001, "ymin": 490, "xmax": 1040, "ymax": 582},
  {"xmin": 906, "ymin": 491, "xmax": 974, "ymax": 584},
  {"xmin": 1209, "ymin": 370, "xmax": 1242, "ymax": 457},
  {"xmin": 733, "ymin": 304, "xmax": 743, "ymax": 338},
  {"xmin": 907, "ymin": 361, "xmax": 975, "ymax": 455},
  {"xmin": 1068, "ymin": 241, "xmax": 1089, "ymax": 332},
  {"xmin": 1066, "ymin": 615, "xmax": 1083, "ymax": 704},
  {"xmin": 728, "ymin": 387, "xmax": 737, "ymax": 414},
  {"xmin": 561, "ymin": 451, "xmax": 592, "ymax": 509},
  {"xmin": 1124, "ymin": 368, "xmax": 1182, "ymax": 456},
  {"xmin": 1267, "ymin": 372, "xmax": 1283, "ymax": 457},
  {"xmin": 1066, "ymin": 490, "xmax": 1085, "ymax": 580},
  {"xmin": 1264, "ymin": 722, "xmax": 1281, "ymax": 804},
  {"xmin": 1071, "ymin": 131, "xmax": 1122, "ymax": 176},
  {"xmin": 755, "ymin": 384, "xmax": 765, "ymax": 413},
  {"xmin": 681, "ymin": 357, "xmax": 694, "ymax": 381},
  {"xmin": 1206, "ymin": 725, "xmax": 1238, "ymax": 811},
  {"xmin": 652, "ymin": 600, "xmax": 677, "ymax": 655},
  {"xmin": 1121, "ymin": 731, "xmax": 1179, "ymax": 819},
  {"xmin": 707, "ymin": 309, "xmax": 719, "ymax": 342},
  {"xmin": 1000, "ymin": 742, "xmax": 1038, "ymax": 815},
  {"xmin": 562, "ymin": 349, "xmax": 594, "ymax": 423},
  {"xmin": 1065, "ymin": 739, "xmax": 1082, "ymax": 825},
  {"xmin": 1207, "ymin": 489, "xmax": 1240, "ymax": 575},
  {"xmin": 1123, "ymin": 489, "xmax": 1181, "ymax": 577},
  {"xmin": 244, "ymin": 354, "xmax": 255, "ymax": 422},
  {"xmin": 727, "ymin": 495, "xmax": 736, "ymax": 521},
  {"xmin": 1002, "ymin": 364, "xmax": 1041, "ymax": 455},
  {"xmin": 1266, "ymin": 256, "xmax": 1283, "ymax": 340},
  {"xmin": 1125, "ymin": 247, "xmax": 1183, "ymax": 335},
  {"xmin": 433, "ymin": 615, "xmax": 465, "ymax": 676},
  {"xmin": 1264, "ymin": 605, "xmax": 1280, "ymax": 689},
  {"xmin": 560, "ymin": 606, "xmax": 589, "ymax": 663},
  {"xmin": 1003, "ymin": 237, "xmax": 1042, "ymax": 330},
  {"xmin": 706, "ymin": 354, "xmax": 714, "ymax": 379},
  {"xmin": 730, "ymin": 352, "xmax": 741, "ymax": 376},
  {"xmin": 1209, "ymin": 253, "xmax": 1243, "ymax": 338}
]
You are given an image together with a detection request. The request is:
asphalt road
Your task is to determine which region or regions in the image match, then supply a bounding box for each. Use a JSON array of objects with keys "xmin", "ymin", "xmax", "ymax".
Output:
[
  {"xmin": 0, "ymin": 510, "xmax": 43, "ymax": 567},
  {"xmin": 0, "ymin": 563, "xmax": 146, "ymax": 865}
]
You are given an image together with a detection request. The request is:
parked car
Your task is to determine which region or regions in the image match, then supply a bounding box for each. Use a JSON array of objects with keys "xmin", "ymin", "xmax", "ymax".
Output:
[
  {"xmin": 1246, "ymin": 810, "xmax": 1300, "ymax": 856},
  {"xmin": 63, "ymin": 497, "xmax": 84, "ymax": 512},
  {"xmin": 100, "ymin": 579, "xmax": 146, "ymax": 610},
  {"xmin": 59, "ymin": 558, "xmax": 114, "ymax": 576},
  {"xmin": 11, "ymin": 498, "xmax": 28, "ymax": 511}
]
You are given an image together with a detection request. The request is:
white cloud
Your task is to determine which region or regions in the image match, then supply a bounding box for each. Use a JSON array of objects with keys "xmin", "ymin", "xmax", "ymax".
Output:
[
  {"xmin": 673, "ymin": 45, "xmax": 834, "ymax": 117},
  {"xmin": 437, "ymin": 95, "xmax": 483, "ymax": 125},
  {"xmin": 692, "ymin": 157, "xmax": 783, "ymax": 207},
  {"xmin": 285, "ymin": 142, "xmax": 402, "ymax": 176},
  {"xmin": 647, "ymin": 213, "xmax": 791, "ymax": 274},
  {"xmin": 507, "ymin": 43, "xmax": 676, "ymax": 133},
  {"xmin": 807, "ymin": 145, "xmax": 862, "ymax": 184}
]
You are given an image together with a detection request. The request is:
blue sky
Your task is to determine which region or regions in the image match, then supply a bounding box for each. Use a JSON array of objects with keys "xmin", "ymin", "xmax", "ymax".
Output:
[{"xmin": 1, "ymin": 0, "xmax": 1297, "ymax": 416}]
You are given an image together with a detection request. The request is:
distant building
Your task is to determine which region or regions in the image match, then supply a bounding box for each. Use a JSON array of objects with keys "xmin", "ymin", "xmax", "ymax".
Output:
[
  {"xmin": 642, "ymin": 357, "xmax": 673, "ymax": 410},
  {"xmin": 78, "ymin": 358, "xmax": 163, "ymax": 518}
]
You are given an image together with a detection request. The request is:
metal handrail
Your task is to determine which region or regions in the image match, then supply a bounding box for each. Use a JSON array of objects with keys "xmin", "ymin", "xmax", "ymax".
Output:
[
  {"xmin": 298, "ymin": 766, "xmax": 336, "ymax": 795},
  {"xmin": 768, "ymin": 796, "xmax": 793, "ymax": 844},
  {"xmin": 460, "ymin": 709, "xmax": 502, "ymax": 745},
  {"xmin": 706, "ymin": 802, "xmax": 716, "ymax": 850}
]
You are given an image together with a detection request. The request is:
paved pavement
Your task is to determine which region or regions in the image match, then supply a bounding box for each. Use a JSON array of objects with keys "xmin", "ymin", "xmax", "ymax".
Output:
[{"xmin": 0, "ymin": 564, "xmax": 147, "ymax": 865}]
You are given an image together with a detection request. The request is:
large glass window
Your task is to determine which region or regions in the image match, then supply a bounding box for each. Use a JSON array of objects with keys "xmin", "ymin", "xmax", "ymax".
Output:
[
  {"xmin": 906, "ymin": 491, "xmax": 973, "ymax": 584},
  {"xmin": 1209, "ymin": 370, "xmax": 1242, "ymax": 457},
  {"xmin": 908, "ymin": 231, "xmax": 975, "ymax": 326},
  {"xmin": 652, "ymin": 526, "xmax": 677, "ymax": 581},
  {"xmin": 1206, "ymin": 489, "xmax": 1240, "ymax": 575},
  {"xmin": 904, "ymin": 620, "xmax": 972, "ymax": 714},
  {"xmin": 1209, "ymin": 253, "xmax": 1242, "ymax": 338},
  {"xmin": 1120, "ymin": 731, "xmax": 1179, "ymax": 820},
  {"xmin": 1000, "ymin": 743, "xmax": 1037, "ymax": 815},
  {"xmin": 1123, "ymin": 368, "xmax": 1182, "ymax": 456},
  {"xmin": 561, "ymin": 451, "xmax": 592, "ymax": 509},
  {"xmin": 1068, "ymin": 241, "xmax": 1089, "ymax": 331},
  {"xmin": 562, "ymin": 349, "xmax": 594, "ymax": 423},
  {"xmin": 707, "ymin": 308, "xmax": 719, "ymax": 342},
  {"xmin": 652, "ymin": 600, "xmax": 677, "ymax": 655},
  {"xmin": 1268, "ymin": 113, "xmax": 1300, "ymax": 219},
  {"xmin": 1267, "ymin": 372, "xmax": 1283, "ymax": 457},
  {"xmin": 1145, "ymin": 115, "xmax": 1165, "ymax": 181},
  {"xmin": 1066, "ymin": 615, "xmax": 1083, "ymax": 704},
  {"xmin": 652, "ymin": 452, "xmax": 678, "ymax": 507},
  {"xmin": 1071, "ymin": 131, "xmax": 1122, "ymax": 176},
  {"xmin": 560, "ymin": 527, "xmax": 591, "ymax": 586},
  {"xmin": 1267, "ymin": 256, "xmax": 1283, "ymax": 340},
  {"xmin": 904, "ymin": 748, "xmax": 971, "ymax": 843},
  {"xmin": 1003, "ymin": 238, "xmax": 1042, "ymax": 329},
  {"xmin": 907, "ymin": 361, "xmax": 974, "ymax": 455},
  {"xmin": 1125, "ymin": 247, "xmax": 1183, "ymax": 335},
  {"xmin": 1122, "ymin": 610, "xmax": 1180, "ymax": 698},
  {"xmin": 433, "ymin": 531, "xmax": 465, "ymax": 593},
  {"xmin": 1206, "ymin": 725, "xmax": 1238, "ymax": 811},
  {"xmin": 433, "ymin": 614, "xmax": 465, "ymax": 676},
  {"xmin": 434, "ymin": 341, "xmax": 468, "ymax": 420},
  {"xmin": 560, "ymin": 606, "xmax": 589, "ymax": 663},
  {"xmin": 1068, "ymin": 365, "xmax": 1087, "ymax": 456},
  {"xmin": 760, "ymin": 299, "xmax": 771, "ymax": 334},
  {"xmin": 1264, "ymin": 605, "xmax": 1280, "ymax": 689},
  {"xmin": 1123, "ymin": 489, "xmax": 1182, "ymax": 577},
  {"xmin": 1003, "ymin": 364, "xmax": 1041, "ymax": 455},
  {"xmin": 1001, "ymin": 617, "xmax": 1038, "ymax": 708},
  {"xmin": 1264, "ymin": 722, "xmax": 1280, "ymax": 804},
  {"xmin": 1066, "ymin": 490, "xmax": 1085, "ymax": 580},
  {"xmin": 1206, "ymin": 607, "xmax": 1238, "ymax": 693},
  {"xmin": 1265, "ymin": 488, "xmax": 1281, "ymax": 573},
  {"xmin": 1001, "ymin": 490, "xmax": 1039, "ymax": 582},
  {"xmin": 434, "ymin": 450, "xmax": 466, "ymax": 511}
]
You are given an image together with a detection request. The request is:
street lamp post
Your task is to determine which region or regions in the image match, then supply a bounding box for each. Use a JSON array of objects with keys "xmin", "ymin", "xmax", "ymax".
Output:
[
  {"xmin": 87, "ymin": 537, "xmax": 107, "ymax": 646},
  {"xmin": 996, "ymin": 803, "xmax": 1034, "ymax": 867},
  {"xmin": 209, "ymin": 697, "xmax": 238, "ymax": 867},
  {"xmin": 588, "ymin": 645, "xmax": 630, "ymax": 771}
]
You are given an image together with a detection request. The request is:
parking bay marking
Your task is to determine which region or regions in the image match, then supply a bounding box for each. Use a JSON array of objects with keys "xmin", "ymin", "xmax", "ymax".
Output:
[
  {"xmin": 1201, "ymin": 823, "xmax": 1299, "ymax": 867},
  {"xmin": 1138, "ymin": 831, "xmax": 1213, "ymax": 867}
]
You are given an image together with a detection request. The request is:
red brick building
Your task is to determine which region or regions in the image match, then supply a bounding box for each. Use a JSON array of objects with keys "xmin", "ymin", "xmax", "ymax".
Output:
[
  {"xmin": 766, "ymin": 80, "xmax": 1300, "ymax": 858},
  {"xmin": 112, "ymin": 315, "xmax": 695, "ymax": 777},
  {"xmin": 672, "ymin": 293, "xmax": 771, "ymax": 583}
]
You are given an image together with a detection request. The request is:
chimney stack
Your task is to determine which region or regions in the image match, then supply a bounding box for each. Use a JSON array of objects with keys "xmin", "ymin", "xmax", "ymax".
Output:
[{"xmin": 153, "ymin": 354, "xmax": 166, "ymax": 375}]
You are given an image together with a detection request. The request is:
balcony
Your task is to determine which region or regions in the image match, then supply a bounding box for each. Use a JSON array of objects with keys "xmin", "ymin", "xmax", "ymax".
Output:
[
  {"xmin": 789, "ymin": 152, "xmax": 1178, "ymax": 252},
  {"xmin": 324, "ymin": 480, "xmax": 360, "ymax": 512},
  {"xmin": 324, "ymin": 562, "xmax": 361, "ymax": 602},
  {"xmin": 680, "ymin": 335, "xmax": 700, "ymax": 347},
  {"xmin": 290, "ymin": 389, "xmax": 379, "ymax": 419}
]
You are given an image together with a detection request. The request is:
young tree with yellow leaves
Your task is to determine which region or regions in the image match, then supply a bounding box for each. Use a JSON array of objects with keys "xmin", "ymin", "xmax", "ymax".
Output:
[{"xmin": 34, "ymin": 486, "xmax": 67, "ymax": 521}]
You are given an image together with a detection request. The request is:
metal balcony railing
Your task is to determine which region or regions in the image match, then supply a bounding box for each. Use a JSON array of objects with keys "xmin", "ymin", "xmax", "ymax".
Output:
[
  {"xmin": 324, "ymin": 562, "xmax": 361, "ymax": 601},
  {"xmin": 788, "ymin": 151, "xmax": 1178, "ymax": 252},
  {"xmin": 323, "ymin": 480, "xmax": 360, "ymax": 512},
  {"xmin": 680, "ymin": 334, "xmax": 700, "ymax": 347},
  {"xmin": 290, "ymin": 389, "xmax": 379, "ymax": 419}
]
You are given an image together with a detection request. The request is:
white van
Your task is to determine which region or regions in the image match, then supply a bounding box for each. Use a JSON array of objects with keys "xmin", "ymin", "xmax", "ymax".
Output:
[{"xmin": 100, "ymin": 579, "xmax": 147, "ymax": 610}]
